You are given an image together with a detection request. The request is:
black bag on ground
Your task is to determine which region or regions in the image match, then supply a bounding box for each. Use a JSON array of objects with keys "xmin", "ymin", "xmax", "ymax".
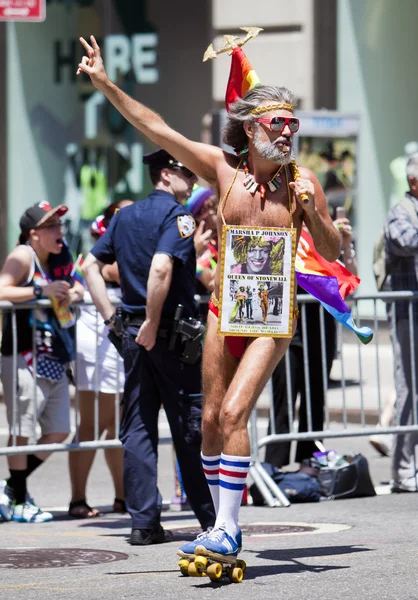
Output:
[
  {"xmin": 249, "ymin": 462, "xmax": 321, "ymax": 505},
  {"xmin": 316, "ymin": 453, "xmax": 376, "ymax": 500}
]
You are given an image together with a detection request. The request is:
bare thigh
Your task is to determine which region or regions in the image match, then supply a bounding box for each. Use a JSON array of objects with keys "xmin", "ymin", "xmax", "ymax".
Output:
[
  {"xmin": 222, "ymin": 333, "xmax": 294, "ymax": 429},
  {"xmin": 201, "ymin": 311, "xmax": 239, "ymax": 445},
  {"xmin": 78, "ymin": 391, "xmax": 119, "ymax": 437}
]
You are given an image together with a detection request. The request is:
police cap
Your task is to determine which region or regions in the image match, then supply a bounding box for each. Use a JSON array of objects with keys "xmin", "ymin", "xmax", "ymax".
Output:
[{"xmin": 142, "ymin": 148, "xmax": 182, "ymax": 170}]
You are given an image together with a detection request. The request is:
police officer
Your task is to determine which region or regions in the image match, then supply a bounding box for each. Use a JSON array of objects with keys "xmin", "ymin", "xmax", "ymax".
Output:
[{"xmin": 82, "ymin": 149, "xmax": 215, "ymax": 545}]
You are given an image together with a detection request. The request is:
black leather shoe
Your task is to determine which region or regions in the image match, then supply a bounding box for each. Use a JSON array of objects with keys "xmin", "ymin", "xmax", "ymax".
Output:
[{"xmin": 130, "ymin": 525, "xmax": 174, "ymax": 546}]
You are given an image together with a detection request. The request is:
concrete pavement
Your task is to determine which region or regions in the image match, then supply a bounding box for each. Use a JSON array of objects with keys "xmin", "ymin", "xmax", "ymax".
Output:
[
  {"xmin": 2, "ymin": 330, "xmax": 414, "ymax": 599},
  {"xmin": 1, "ymin": 403, "xmax": 416, "ymax": 600},
  {"xmin": 0, "ymin": 435, "xmax": 416, "ymax": 600}
]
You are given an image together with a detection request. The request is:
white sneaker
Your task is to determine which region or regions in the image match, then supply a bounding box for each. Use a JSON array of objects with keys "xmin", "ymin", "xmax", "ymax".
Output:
[
  {"xmin": 12, "ymin": 502, "xmax": 53, "ymax": 523},
  {"xmin": 369, "ymin": 434, "xmax": 392, "ymax": 457},
  {"xmin": 0, "ymin": 479, "xmax": 15, "ymax": 521},
  {"xmin": 391, "ymin": 476, "xmax": 418, "ymax": 493}
]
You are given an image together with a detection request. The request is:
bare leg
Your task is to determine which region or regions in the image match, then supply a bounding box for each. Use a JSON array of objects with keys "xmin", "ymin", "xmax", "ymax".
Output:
[
  {"xmin": 201, "ymin": 310, "xmax": 239, "ymax": 456},
  {"xmin": 104, "ymin": 426, "xmax": 124, "ymax": 502},
  {"xmin": 7, "ymin": 433, "xmax": 67, "ymax": 479},
  {"xmin": 220, "ymin": 334, "xmax": 293, "ymax": 456},
  {"xmin": 202, "ymin": 312, "xmax": 295, "ymax": 456},
  {"xmin": 69, "ymin": 391, "xmax": 98, "ymax": 507},
  {"xmin": 200, "ymin": 319, "xmax": 295, "ymax": 546},
  {"xmin": 69, "ymin": 391, "xmax": 123, "ymax": 513},
  {"xmin": 34, "ymin": 432, "xmax": 69, "ymax": 461},
  {"xmin": 7, "ymin": 436, "xmax": 29, "ymax": 471}
]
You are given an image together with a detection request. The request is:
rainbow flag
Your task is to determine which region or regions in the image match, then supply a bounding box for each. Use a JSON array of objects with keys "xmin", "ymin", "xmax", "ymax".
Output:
[
  {"xmin": 72, "ymin": 254, "xmax": 85, "ymax": 286},
  {"xmin": 295, "ymin": 229, "xmax": 373, "ymax": 344},
  {"xmin": 225, "ymin": 47, "xmax": 260, "ymax": 111}
]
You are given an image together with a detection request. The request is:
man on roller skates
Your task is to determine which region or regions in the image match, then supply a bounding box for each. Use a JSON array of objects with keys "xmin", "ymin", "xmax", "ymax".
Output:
[{"xmin": 77, "ymin": 29, "xmax": 340, "ymax": 569}]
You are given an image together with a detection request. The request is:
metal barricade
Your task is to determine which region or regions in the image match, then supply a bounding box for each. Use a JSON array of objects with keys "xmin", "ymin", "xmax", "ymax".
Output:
[
  {"xmin": 250, "ymin": 290, "xmax": 418, "ymax": 506},
  {"xmin": 1, "ymin": 291, "xmax": 418, "ymax": 509},
  {"xmin": 0, "ymin": 295, "xmax": 193, "ymax": 458},
  {"xmin": 0, "ymin": 298, "xmax": 124, "ymax": 456}
]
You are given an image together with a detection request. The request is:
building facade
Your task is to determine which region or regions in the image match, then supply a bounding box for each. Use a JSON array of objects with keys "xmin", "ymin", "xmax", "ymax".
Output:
[{"xmin": 1, "ymin": 0, "xmax": 418, "ymax": 298}]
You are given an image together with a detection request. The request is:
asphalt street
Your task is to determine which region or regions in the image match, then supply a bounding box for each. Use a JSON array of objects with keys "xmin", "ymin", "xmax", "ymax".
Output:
[
  {"xmin": 1, "ymin": 411, "xmax": 416, "ymax": 600},
  {"xmin": 1, "ymin": 332, "xmax": 416, "ymax": 599}
]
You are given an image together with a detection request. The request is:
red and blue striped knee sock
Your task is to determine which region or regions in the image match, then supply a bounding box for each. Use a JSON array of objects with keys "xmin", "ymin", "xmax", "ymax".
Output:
[
  {"xmin": 201, "ymin": 452, "xmax": 221, "ymax": 517},
  {"xmin": 215, "ymin": 453, "xmax": 250, "ymax": 538}
]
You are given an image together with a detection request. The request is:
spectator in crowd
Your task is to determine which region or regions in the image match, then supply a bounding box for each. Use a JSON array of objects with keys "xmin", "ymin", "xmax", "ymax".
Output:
[
  {"xmin": 187, "ymin": 185, "xmax": 219, "ymax": 310},
  {"xmin": 0, "ymin": 202, "xmax": 84, "ymax": 523},
  {"xmin": 68, "ymin": 200, "xmax": 132, "ymax": 518},
  {"xmin": 266, "ymin": 214, "xmax": 357, "ymax": 467},
  {"xmin": 384, "ymin": 152, "xmax": 418, "ymax": 492}
]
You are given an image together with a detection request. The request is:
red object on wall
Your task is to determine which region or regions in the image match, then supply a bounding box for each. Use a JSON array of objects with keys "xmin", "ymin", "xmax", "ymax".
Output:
[{"xmin": 0, "ymin": 0, "xmax": 46, "ymax": 22}]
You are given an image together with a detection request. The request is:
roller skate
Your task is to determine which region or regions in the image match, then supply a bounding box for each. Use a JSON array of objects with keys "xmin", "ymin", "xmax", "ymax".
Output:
[
  {"xmin": 177, "ymin": 528, "xmax": 246, "ymax": 583},
  {"xmin": 177, "ymin": 526, "xmax": 214, "ymax": 564}
]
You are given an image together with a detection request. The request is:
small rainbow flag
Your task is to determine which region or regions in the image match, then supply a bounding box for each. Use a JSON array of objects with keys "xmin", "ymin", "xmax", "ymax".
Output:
[
  {"xmin": 295, "ymin": 229, "xmax": 373, "ymax": 344},
  {"xmin": 225, "ymin": 47, "xmax": 260, "ymax": 111},
  {"xmin": 71, "ymin": 254, "xmax": 85, "ymax": 285}
]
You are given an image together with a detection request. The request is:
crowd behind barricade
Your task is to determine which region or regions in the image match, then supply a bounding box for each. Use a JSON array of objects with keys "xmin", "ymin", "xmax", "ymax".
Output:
[
  {"xmin": 1, "ymin": 148, "xmax": 418, "ymax": 527},
  {"xmin": 0, "ymin": 38, "xmax": 417, "ymax": 553}
]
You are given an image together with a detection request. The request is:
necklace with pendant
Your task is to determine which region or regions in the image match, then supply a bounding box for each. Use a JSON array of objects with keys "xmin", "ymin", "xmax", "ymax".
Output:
[{"xmin": 242, "ymin": 157, "xmax": 283, "ymax": 200}]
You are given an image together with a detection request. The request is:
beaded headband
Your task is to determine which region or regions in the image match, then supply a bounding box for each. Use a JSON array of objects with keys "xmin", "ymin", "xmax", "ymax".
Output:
[{"xmin": 249, "ymin": 103, "xmax": 294, "ymax": 115}]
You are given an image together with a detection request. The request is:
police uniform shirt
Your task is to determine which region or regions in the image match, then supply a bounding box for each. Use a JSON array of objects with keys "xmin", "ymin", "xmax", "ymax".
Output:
[{"xmin": 91, "ymin": 190, "xmax": 197, "ymax": 317}]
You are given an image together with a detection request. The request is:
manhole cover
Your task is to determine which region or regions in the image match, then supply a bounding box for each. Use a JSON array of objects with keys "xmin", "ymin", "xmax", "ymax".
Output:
[
  {"xmin": 0, "ymin": 548, "xmax": 128, "ymax": 569},
  {"xmin": 172, "ymin": 523, "xmax": 316, "ymax": 539}
]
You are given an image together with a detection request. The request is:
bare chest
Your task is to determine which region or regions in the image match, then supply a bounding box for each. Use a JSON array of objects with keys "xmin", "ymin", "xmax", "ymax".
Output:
[{"xmin": 219, "ymin": 172, "xmax": 302, "ymax": 230}]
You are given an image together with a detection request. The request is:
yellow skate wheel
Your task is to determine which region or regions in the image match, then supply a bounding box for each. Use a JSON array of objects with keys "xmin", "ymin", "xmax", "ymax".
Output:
[
  {"xmin": 207, "ymin": 563, "xmax": 222, "ymax": 581},
  {"xmin": 188, "ymin": 562, "xmax": 204, "ymax": 577},
  {"xmin": 194, "ymin": 555, "xmax": 208, "ymax": 570},
  {"xmin": 228, "ymin": 566, "xmax": 244, "ymax": 583},
  {"xmin": 178, "ymin": 559, "xmax": 190, "ymax": 576},
  {"xmin": 236, "ymin": 559, "xmax": 247, "ymax": 572}
]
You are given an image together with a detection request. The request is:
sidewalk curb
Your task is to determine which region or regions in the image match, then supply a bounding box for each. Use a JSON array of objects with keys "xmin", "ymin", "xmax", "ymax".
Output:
[{"xmin": 256, "ymin": 407, "xmax": 379, "ymax": 425}]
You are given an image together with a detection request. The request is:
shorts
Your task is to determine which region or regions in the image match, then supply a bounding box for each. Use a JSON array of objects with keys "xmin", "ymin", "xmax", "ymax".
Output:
[
  {"xmin": 76, "ymin": 294, "xmax": 125, "ymax": 393},
  {"xmin": 1, "ymin": 354, "xmax": 71, "ymax": 438}
]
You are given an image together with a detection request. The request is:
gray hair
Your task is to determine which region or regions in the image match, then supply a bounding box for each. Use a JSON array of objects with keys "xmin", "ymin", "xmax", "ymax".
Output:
[
  {"xmin": 222, "ymin": 85, "xmax": 298, "ymax": 153},
  {"xmin": 406, "ymin": 153, "xmax": 418, "ymax": 180}
]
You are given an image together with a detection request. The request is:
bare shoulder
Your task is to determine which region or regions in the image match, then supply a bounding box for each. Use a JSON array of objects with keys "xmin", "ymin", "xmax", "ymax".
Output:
[
  {"xmin": 215, "ymin": 151, "xmax": 242, "ymax": 193},
  {"xmin": 218, "ymin": 151, "xmax": 242, "ymax": 176},
  {"xmin": 223, "ymin": 151, "xmax": 241, "ymax": 168},
  {"xmin": 0, "ymin": 245, "xmax": 32, "ymax": 284},
  {"xmin": 298, "ymin": 165, "xmax": 319, "ymax": 184},
  {"xmin": 6, "ymin": 245, "xmax": 33, "ymax": 265}
]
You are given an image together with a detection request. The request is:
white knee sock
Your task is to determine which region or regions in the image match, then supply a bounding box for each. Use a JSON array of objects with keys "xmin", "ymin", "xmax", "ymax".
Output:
[
  {"xmin": 201, "ymin": 452, "xmax": 221, "ymax": 517},
  {"xmin": 215, "ymin": 453, "xmax": 250, "ymax": 539}
]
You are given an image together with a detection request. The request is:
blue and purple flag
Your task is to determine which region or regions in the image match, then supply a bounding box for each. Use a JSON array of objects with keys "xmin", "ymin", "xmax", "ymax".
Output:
[{"xmin": 295, "ymin": 229, "xmax": 373, "ymax": 344}]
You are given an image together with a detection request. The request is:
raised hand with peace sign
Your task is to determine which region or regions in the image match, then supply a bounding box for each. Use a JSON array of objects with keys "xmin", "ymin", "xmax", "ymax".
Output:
[{"xmin": 77, "ymin": 35, "xmax": 109, "ymax": 90}]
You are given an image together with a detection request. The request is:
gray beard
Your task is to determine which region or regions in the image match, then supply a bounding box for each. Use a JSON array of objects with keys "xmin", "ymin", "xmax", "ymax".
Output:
[{"xmin": 253, "ymin": 128, "xmax": 294, "ymax": 165}]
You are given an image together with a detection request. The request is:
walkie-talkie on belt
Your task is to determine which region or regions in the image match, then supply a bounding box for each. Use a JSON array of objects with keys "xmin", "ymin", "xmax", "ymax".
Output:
[{"xmin": 168, "ymin": 304, "xmax": 183, "ymax": 351}]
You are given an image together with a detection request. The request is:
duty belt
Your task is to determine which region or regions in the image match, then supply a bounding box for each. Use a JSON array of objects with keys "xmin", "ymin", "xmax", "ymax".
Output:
[{"xmin": 123, "ymin": 315, "xmax": 170, "ymax": 339}]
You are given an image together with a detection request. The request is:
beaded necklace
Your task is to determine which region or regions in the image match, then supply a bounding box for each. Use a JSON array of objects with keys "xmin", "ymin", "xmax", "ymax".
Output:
[{"xmin": 242, "ymin": 156, "xmax": 283, "ymax": 199}]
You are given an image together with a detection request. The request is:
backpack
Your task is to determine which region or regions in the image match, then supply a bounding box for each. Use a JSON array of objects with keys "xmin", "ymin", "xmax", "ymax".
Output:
[
  {"xmin": 373, "ymin": 195, "xmax": 418, "ymax": 291},
  {"xmin": 249, "ymin": 462, "xmax": 321, "ymax": 505}
]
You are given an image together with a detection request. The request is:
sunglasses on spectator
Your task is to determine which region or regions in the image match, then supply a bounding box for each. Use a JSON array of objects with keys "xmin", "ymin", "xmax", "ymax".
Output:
[
  {"xmin": 36, "ymin": 221, "xmax": 65, "ymax": 231},
  {"xmin": 170, "ymin": 165, "xmax": 196, "ymax": 179},
  {"xmin": 254, "ymin": 116, "xmax": 300, "ymax": 133}
]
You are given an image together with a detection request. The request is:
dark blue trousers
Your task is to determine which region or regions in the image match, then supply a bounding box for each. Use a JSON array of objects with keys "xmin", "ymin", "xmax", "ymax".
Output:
[{"xmin": 120, "ymin": 326, "xmax": 215, "ymax": 531}]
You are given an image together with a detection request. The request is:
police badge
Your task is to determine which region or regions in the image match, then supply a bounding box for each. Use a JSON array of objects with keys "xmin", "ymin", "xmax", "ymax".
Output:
[{"xmin": 177, "ymin": 215, "xmax": 196, "ymax": 238}]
